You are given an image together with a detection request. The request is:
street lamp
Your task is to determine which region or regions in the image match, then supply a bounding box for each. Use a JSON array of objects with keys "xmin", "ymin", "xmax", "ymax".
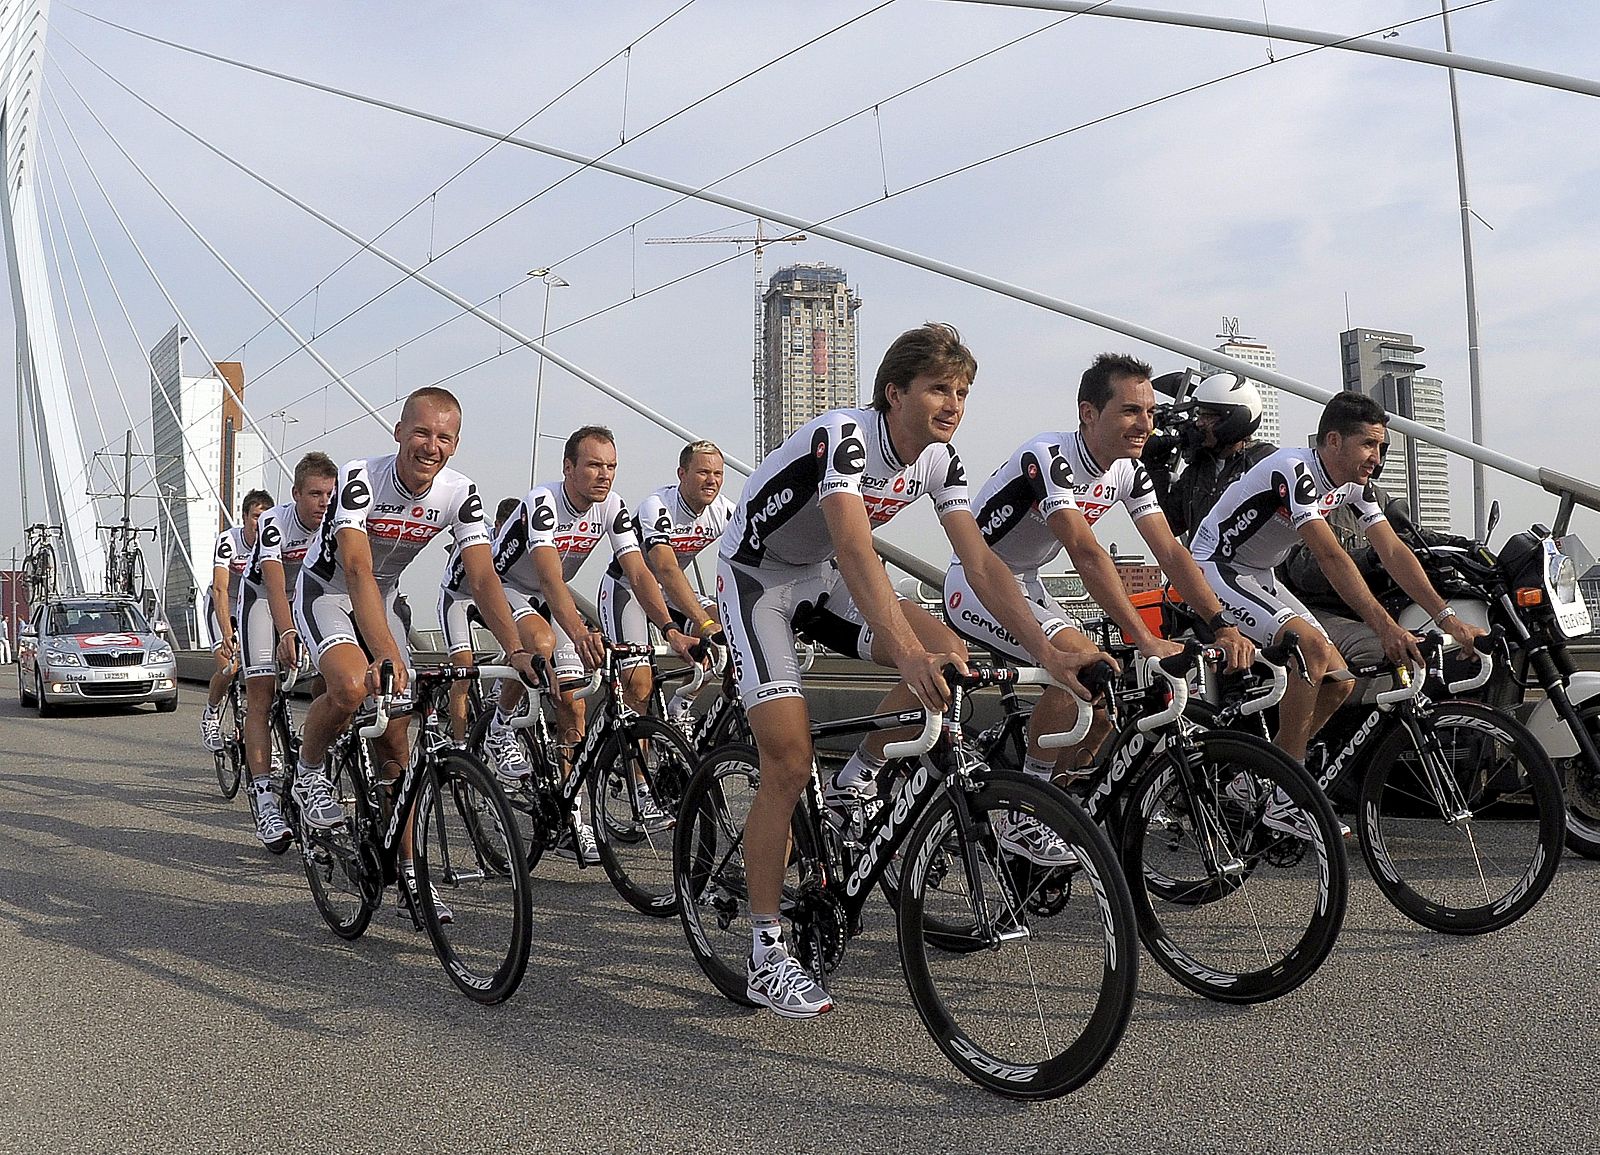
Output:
[
  {"xmin": 267, "ymin": 409, "xmax": 299, "ymax": 490},
  {"xmin": 527, "ymin": 268, "xmax": 570, "ymax": 485}
]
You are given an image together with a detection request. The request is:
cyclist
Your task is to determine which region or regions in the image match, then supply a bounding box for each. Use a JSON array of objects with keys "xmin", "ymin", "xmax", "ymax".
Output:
[
  {"xmin": 199, "ymin": 490, "xmax": 272, "ymax": 755},
  {"xmin": 597, "ymin": 438, "xmax": 732, "ymax": 714},
  {"xmin": 1189, "ymin": 391, "xmax": 1485, "ymax": 810},
  {"xmin": 438, "ymin": 495, "xmax": 529, "ymax": 742},
  {"xmin": 944, "ymin": 353, "xmax": 1252, "ymax": 781},
  {"xmin": 289, "ymin": 386, "xmax": 543, "ymax": 921},
  {"xmin": 719, "ymin": 322, "xmax": 1114, "ymax": 1018},
  {"xmin": 465, "ymin": 425, "xmax": 698, "ymax": 863},
  {"xmin": 235, "ymin": 452, "xmax": 337, "ymax": 849},
  {"xmin": 1144, "ymin": 370, "xmax": 1275, "ymax": 543}
]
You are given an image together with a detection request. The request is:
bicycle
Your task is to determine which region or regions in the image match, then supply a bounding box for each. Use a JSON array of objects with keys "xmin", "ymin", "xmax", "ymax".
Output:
[
  {"xmin": 976, "ymin": 640, "xmax": 1349, "ymax": 1004},
  {"xmin": 23, "ymin": 524, "xmax": 62, "ymax": 605},
  {"xmin": 302, "ymin": 660, "xmax": 533, "ymax": 1003},
  {"xmin": 469, "ymin": 642, "xmax": 700, "ymax": 917},
  {"xmin": 673, "ymin": 666, "xmax": 1140, "ymax": 1101},
  {"xmin": 1240, "ymin": 632, "xmax": 1565, "ymax": 935},
  {"xmin": 213, "ymin": 663, "xmax": 247, "ymax": 800}
]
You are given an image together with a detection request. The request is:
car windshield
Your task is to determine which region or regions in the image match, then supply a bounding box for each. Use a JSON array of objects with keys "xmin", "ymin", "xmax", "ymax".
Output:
[{"xmin": 48, "ymin": 603, "xmax": 149, "ymax": 636}]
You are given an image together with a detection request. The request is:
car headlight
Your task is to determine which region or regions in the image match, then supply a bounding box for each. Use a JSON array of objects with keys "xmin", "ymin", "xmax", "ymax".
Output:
[
  {"xmin": 148, "ymin": 645, "xmax": 174, "ymax": 662},
  {"xmin": 46, "ymin": 649, "xmax": 82, "ymax": 666}
]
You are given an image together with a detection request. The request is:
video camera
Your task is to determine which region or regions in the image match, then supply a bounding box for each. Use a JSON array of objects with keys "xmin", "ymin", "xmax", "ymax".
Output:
[{"xmin": 1144, "ymin": 367, "xmax": 1210, "ymax": 474}]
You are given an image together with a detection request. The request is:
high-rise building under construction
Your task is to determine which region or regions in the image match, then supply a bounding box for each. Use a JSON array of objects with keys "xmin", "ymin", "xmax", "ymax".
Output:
[{"xmin": 758, "ymin": 263, "xmax": 862, "ymax": 459}]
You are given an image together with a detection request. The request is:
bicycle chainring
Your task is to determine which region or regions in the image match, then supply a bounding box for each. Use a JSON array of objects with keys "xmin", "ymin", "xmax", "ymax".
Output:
[
  {"xmin": 789, "ymin": 883, "xmax": 849, "ymax": 976},
  {"xmin": 1020, "ymin": 862, "xmax": 1074, "ymax": 917}
]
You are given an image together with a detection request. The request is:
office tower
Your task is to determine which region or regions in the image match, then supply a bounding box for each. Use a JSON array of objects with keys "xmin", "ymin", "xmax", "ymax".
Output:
[
  {"xmin": 759, "ymin": 263, "xmax": 862, "ymax": 458},
  {"xmin": 1200, "ymin": 319, "xmax": 1281, "ymax": 447},
  {"xmin": 1338, "ymin": 327, "xmax": 1452, "ymax": 533}
]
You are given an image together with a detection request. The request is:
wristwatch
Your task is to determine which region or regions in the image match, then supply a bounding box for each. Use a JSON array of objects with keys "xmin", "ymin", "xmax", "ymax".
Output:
[
  {"xmin": 1434, "ymin": 604, "xmax": 1459, "ymax": 626},
  {"xmin": 1207, "ymin": 611, "xmax": 1232, "ymax": 634}
]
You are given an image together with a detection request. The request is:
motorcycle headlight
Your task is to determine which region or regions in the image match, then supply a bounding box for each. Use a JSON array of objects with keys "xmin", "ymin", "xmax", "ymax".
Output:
[
  {"xmin": 1551, "ymin": 552, "xmax": 1578, "ymax": 603},
  {"xmin": 46, "ymin": 648, "xmax": 82, "ymax": 666}
]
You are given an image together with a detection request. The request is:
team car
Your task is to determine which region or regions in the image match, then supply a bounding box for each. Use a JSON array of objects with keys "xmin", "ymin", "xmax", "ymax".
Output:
[{"xmin": 17, "ymin": 596, "xmax": 179, "ymax": 715}]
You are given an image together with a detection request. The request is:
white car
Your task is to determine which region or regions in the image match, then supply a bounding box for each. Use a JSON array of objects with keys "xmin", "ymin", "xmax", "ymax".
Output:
[{"xmin": 18, "ymin": 596, "xmax": 179, "ymax": 715}]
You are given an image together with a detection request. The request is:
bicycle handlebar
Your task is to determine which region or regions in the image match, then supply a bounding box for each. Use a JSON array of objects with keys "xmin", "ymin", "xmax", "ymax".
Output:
[
  {"xmin": 1137, "ymin": 655, "xmax": 1191, "ymax": 732},
  {"xmin": 359, "ymin": 660, "xmax": 397, "ymax": 738},
  {"xmin": 883, "ymin": 699, "xmax": 943, "ymax": 760}
]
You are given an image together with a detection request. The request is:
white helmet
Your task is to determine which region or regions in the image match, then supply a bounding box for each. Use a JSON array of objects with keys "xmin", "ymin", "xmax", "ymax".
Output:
[{"xmin": 1189, "ymin": 371, "xmax": 1262, "ymax": 444}]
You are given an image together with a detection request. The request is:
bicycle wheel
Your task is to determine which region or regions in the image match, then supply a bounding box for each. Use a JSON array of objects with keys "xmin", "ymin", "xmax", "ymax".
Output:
[
  {"xmin": 215, "ymin": 685, "xmax": 244, "ymax": 799},
  {"xmin": 590, "ymin": 716, "xmax": 697, "ymax": 916},
  {"xmin": 675, "ymin": 743, "xmax": 814, "ymax": 1006},
  {"xmin": 300, "ymin": 742, "xmax": 377, "ymax": 940},
  {"xmin": 897, "ymin": 771, "xmax": 1138, "ymax": 1100},
  {"xmin": 1359, "ymin": 700, "xmax": 1562, "ymax": 934},
  {"xmin": 268, "ymin": 706, "xmax": 300, "ymax": 854},
  {"xmin": 1121, "ymin": 730, "xmax": 1348, "ymax": 1003},
  {"xmin": 413, "ymin": 750, "xmax": 533, "ymax": 1003}
]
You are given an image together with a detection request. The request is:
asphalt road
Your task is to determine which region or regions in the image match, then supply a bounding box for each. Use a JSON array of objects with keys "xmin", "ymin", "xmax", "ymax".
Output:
[{"xmin": 2, "ymin": 686, "xmax": 1597, "ymax": 1155}]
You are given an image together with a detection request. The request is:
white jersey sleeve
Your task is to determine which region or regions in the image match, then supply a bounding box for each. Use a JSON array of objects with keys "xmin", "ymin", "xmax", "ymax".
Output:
[
  {"xmin": 815, "ymin": 410, "xmax": 870, "ymax": 502},
  {"xmin": 212, "ymin": 528, "xmax": 236, "ymax": 577},
  {"xmin": 603, "ymin": 493, "xmax": 642, "ymax": 561}
]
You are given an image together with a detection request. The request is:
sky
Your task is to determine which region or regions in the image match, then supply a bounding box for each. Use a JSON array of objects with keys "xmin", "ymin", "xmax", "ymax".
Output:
[{"xmin": 4, "ymin": 0, "xmax": 1598, "ymax": 614}]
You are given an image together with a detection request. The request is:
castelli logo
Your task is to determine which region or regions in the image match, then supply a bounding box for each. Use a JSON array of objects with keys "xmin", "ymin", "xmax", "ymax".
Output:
[
  {"xmin": 411, "ymin": 506, "xmax": 425, "ymax": 517},
  {"xmin": 949, "ymin": 591, "xmax": 963, "ymax": 609}
]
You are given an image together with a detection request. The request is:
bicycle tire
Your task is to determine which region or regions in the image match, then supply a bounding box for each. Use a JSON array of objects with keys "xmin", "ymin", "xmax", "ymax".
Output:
[
  {"xmin": 1359, "ymin": 699, "xmax": 1563, "ymax": 934},
  {"xmin": 301, "ymin": 740, "xmax": 377, "ymax": 940},
  {"xmin": 1120, "ymin": 730, "xmax": 1348, "ymax": 1003},
  {"xmin": 590, "ymin": 715, "xmax": 697, "ymax": 916},
  {"xmin": 413, "ymin": 750, "xmax": 533, "ymax": 1003},
  {"xmin": 898, "ymin": 772, "xmax": 1138, "ymax": 1100},
  {"xmin": 215, "ymin": 684, "xmax": 245, "ymax": 799},
  {"xmin": 675, "ymin": 743, "xmax": 812, "ymax": 1007}
]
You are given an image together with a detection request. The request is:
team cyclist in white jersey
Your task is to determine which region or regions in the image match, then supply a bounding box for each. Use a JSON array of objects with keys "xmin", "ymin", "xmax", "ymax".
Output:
[
  {"xmin": 465, "ymin": 425, "xmax": 698, "ymax": 863},
  {"xmin": 1190, "ymin": 390, "xmax": 1484, "ymax": 815},
  {"xmin": 598, "ymin": 438, "xmax": 732, "ymax": 711},
  {"xmin": 234, "ymin": 452, "xmax": 338, "ymax": 849},
  {"xmin": 719, "ymin": 323, "xmax": 1114, "ymax": 1018},
  {"xmin": 290, "ymin": 387, "xmax": 543, "ymax": 921},
  {"xmin": 199, "ymin": 490, "xmax": 273, "ymax": 754},
  {"xmin": 947, "ymin": 353, "xmax": 1253, "ymax": 781}
]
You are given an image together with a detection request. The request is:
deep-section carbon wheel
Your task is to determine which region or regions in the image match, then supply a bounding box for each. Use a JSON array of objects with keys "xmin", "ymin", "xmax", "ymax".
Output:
[
  {"xmin": 215, "ymin": 687, "xmax": 245, "ymax": 799},
  {"xmin": 1359, "ymin": 700, "xmax": 1562, "ymax": 934},
  {"xmin": 590, "ymin": 716, "xmax": 696, "ymax": 916},
  {"xmin": 413, "ymin": 751, "xmax": 533, "ymax": 1004},
  {"xmin": 1121, "ymin": 730, "xmax": 1348, "ymax": 1003},
  {"xmin": 897, "ymin": 771, "xmax": 1138, "ymax": 1100}
]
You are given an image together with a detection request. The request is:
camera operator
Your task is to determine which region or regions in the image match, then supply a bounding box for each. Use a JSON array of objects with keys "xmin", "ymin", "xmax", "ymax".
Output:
[{"xmin": 1145, "ymin": 371, "xmax": 1275, "ymax": 542}]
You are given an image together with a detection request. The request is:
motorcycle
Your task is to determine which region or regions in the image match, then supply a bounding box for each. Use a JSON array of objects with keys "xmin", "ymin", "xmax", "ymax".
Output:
[{"xmin": 1381, "ymin": 501, "xmax": 1600, "ymax": 857}]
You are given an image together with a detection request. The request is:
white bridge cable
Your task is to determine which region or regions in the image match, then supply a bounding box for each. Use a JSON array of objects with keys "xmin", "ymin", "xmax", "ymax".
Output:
[
  {"xmin": 190, "ymin": 3, "xmax": 1117, "ymax": 429},
  {"xmin": 121, "ymin": 0, "xmax": 902, "ymax": 445},
  {"xmin": 39, "ymin": 113, "xmax": 201, "ymax": 583},
  {"xmin": 44, "ymin": 82, "xmax": 271, "ymax": 532},
  {"xmin": 48, "ymin": 67, "xmax": 388, "ymax": 451},
  {"xmin": 941, "ymin": 0, "xmax": 1600, "ymax": 100},
  {"xmin": 55, "ymin": 5, "xmax": 1592, "ymax": 506},
  {"xmin": 211, "ymin": 0, "xmax": 703, "ymax": 368}
]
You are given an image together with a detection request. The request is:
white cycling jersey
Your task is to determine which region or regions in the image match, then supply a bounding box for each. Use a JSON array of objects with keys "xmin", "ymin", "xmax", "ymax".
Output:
[
  {"xmin": 721, "ymin": 406, "xmax": 969, "ymax": 570},
  {"xmin": 211, "ymin": 526, "xmax": 249, "ymax": 606},
  {"xmin": 301, "ymin": 455, "xmax": 490, "ymax": 594},
  {"xmin": 968, "ymin": 429, "xmax": 1162, "ymax": 573},
  {"xmin": 455, "ymin": 482, "xmax": 638, "ymax": 597},
  {"xmin": 1190, "ymin": 446, "xmax": 1386, "ymax": 572},
  {"xmin": 243, "ymin": 502, "xmax": 320, "ymax": 592},
  {"xmin": 606, "ymin": 484, "xmax": 733, "ymax": 587}
]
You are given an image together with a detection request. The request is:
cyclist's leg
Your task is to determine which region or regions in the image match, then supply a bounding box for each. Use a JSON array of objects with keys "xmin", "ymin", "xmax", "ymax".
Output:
[
  {"xmin": 439, "ymin": 587, "xmax": 477, "ymax": 741},
  {"xmin": 598, "ymin": 572, "xmax": 653, "ymax": 712},
  {"xmin": 1201, "ymin": 561, "xmax": 1352, "ymax": 762},
  {"xmin": 203, "ymin": 593, "xmax": 232, "ymax": 707}
]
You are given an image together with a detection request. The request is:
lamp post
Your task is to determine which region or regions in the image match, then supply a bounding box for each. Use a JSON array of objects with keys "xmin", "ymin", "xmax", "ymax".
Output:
[
  {"xmin": 267, "ymin": 409, "xmax": 299, "ymax": 490},
  {"xmin": 527, "ymin": 268, "xmax": 570, "ymax": 486}
]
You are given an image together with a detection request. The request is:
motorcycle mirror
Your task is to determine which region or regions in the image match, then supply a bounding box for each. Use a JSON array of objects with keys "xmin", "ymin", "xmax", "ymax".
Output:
[{"xmin": 1486, "ymin": 500, "xmax": 1500, "ymax": 542}]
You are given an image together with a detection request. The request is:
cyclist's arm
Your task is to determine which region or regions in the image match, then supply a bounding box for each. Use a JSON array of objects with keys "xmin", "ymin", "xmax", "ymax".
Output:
[
  {"xmin": 1137, "ymin": 512, "xmax": 1252, "ymax": 667},
  {"xmin": 210, "ymin": 565, "xmax": 233, "ymax": 642},
  {"xmin": 1299, "ymin": 518, "xmax": 1419, "ymax": 664},
  {"xmin": 648, "ymin": 543, "xmax": 717, "ymax": 631},
  {"xmin": 946, "ymin": 510, "xmax": 1110, "ymax": 698},
  {"xmin": 335, "ymin": 527, "xmax": 406, "ymax": 685},
  {"xmin": 1047, "ymin": 507, "xmax": 1170, "ymax": 656},
  {"xmin": 822, "ymin": 491, "xmax": 954, "ymax": 708},
  {"xmin": 617, "ymin": 550, "xmax": 696, "ymax": 654},
  {"xmin": 530, "ymin": 545, "xmax": 590, "ymax": 647},
  {"xmin": 1364, "ymin": 519, "xmax": 1482, "ymax": 654},
  {"xmin": 261, "ymin": 560, "xmax": 295, "ymax": 636}
]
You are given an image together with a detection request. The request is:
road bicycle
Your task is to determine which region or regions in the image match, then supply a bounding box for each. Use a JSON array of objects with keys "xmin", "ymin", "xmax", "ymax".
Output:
[
  {"xmin": 976, "ymin": 640, "xmax": 1349, "ymax": 1004},
  {"xmin": 302, "ymin": 660, "xmax": 532, "ymax": 1004},
  {"xmin": 23, "ymin": 524, "xmax": 62, "ymax": 604},
  {"xmin": 213, "ymin": 663, "xmax": 247, "ymax": 799},
  {"xmin": 674, "ymin": 666, "xmax": 1140, "ymax": 1100},
  {"xmin": 99, "ymin": 522, "xmax": 154, "ymax": 600}
]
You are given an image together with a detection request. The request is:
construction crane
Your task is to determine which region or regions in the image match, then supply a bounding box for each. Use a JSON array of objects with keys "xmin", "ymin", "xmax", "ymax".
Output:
[{"xmin": 645, "ymin": 220, "xmax": 805, "ymax": 461}]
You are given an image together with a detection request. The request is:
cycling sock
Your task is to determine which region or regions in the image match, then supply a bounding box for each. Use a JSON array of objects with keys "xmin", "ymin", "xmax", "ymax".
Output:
[
  {"xmin": 751, "ymin": 915, "xmax": 784, "ymax": 963},
  {"xmin": 493, "ymin": 705, "xmax": 513, "ymax": 730},
  {"xmin": 1022, "ymin": 755, "xmax": 1055, "ymax": 781},
  {"xmin": 297, "ymin": 758, "xmax": 324, "ymax": 775},
  {"xmin": 834, "ymin": 748, "xmax": 885, "ymax": 792}
]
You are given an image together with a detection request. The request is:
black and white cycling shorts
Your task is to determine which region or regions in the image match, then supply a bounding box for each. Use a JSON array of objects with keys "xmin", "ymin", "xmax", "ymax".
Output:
[
  {"xmin": 1197, "ymin": 560, "xmax": 1330, "ymax": 647},
  {"xmin": 717, "ymin": 557, "xmax": 882, "ymax": 706},
  {"xmin": 236, "ymin": 582, "xmax": 279, "ymax": 680},
  {"xmin": 942, "ymin": 559, "xmax": 1079, "ymax": 663},
  {"xmin": 502, "ymin": 583, "xmax": 583, "ymax": 684},
  {"xmin": 292, "ymin": 570, "xmax": 410, "ymax": 669}
]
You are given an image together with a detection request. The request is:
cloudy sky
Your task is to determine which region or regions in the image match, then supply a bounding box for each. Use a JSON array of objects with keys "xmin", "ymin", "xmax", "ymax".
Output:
[{"xmin": 4, "ymin": 0, "xmax": 1598, "ymax": 612}]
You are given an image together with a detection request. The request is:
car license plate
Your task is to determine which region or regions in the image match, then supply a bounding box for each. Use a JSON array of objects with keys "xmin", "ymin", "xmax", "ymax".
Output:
[{"xmin": 100, "ymin": 671, "xmax": 131, "ymax": 680}]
